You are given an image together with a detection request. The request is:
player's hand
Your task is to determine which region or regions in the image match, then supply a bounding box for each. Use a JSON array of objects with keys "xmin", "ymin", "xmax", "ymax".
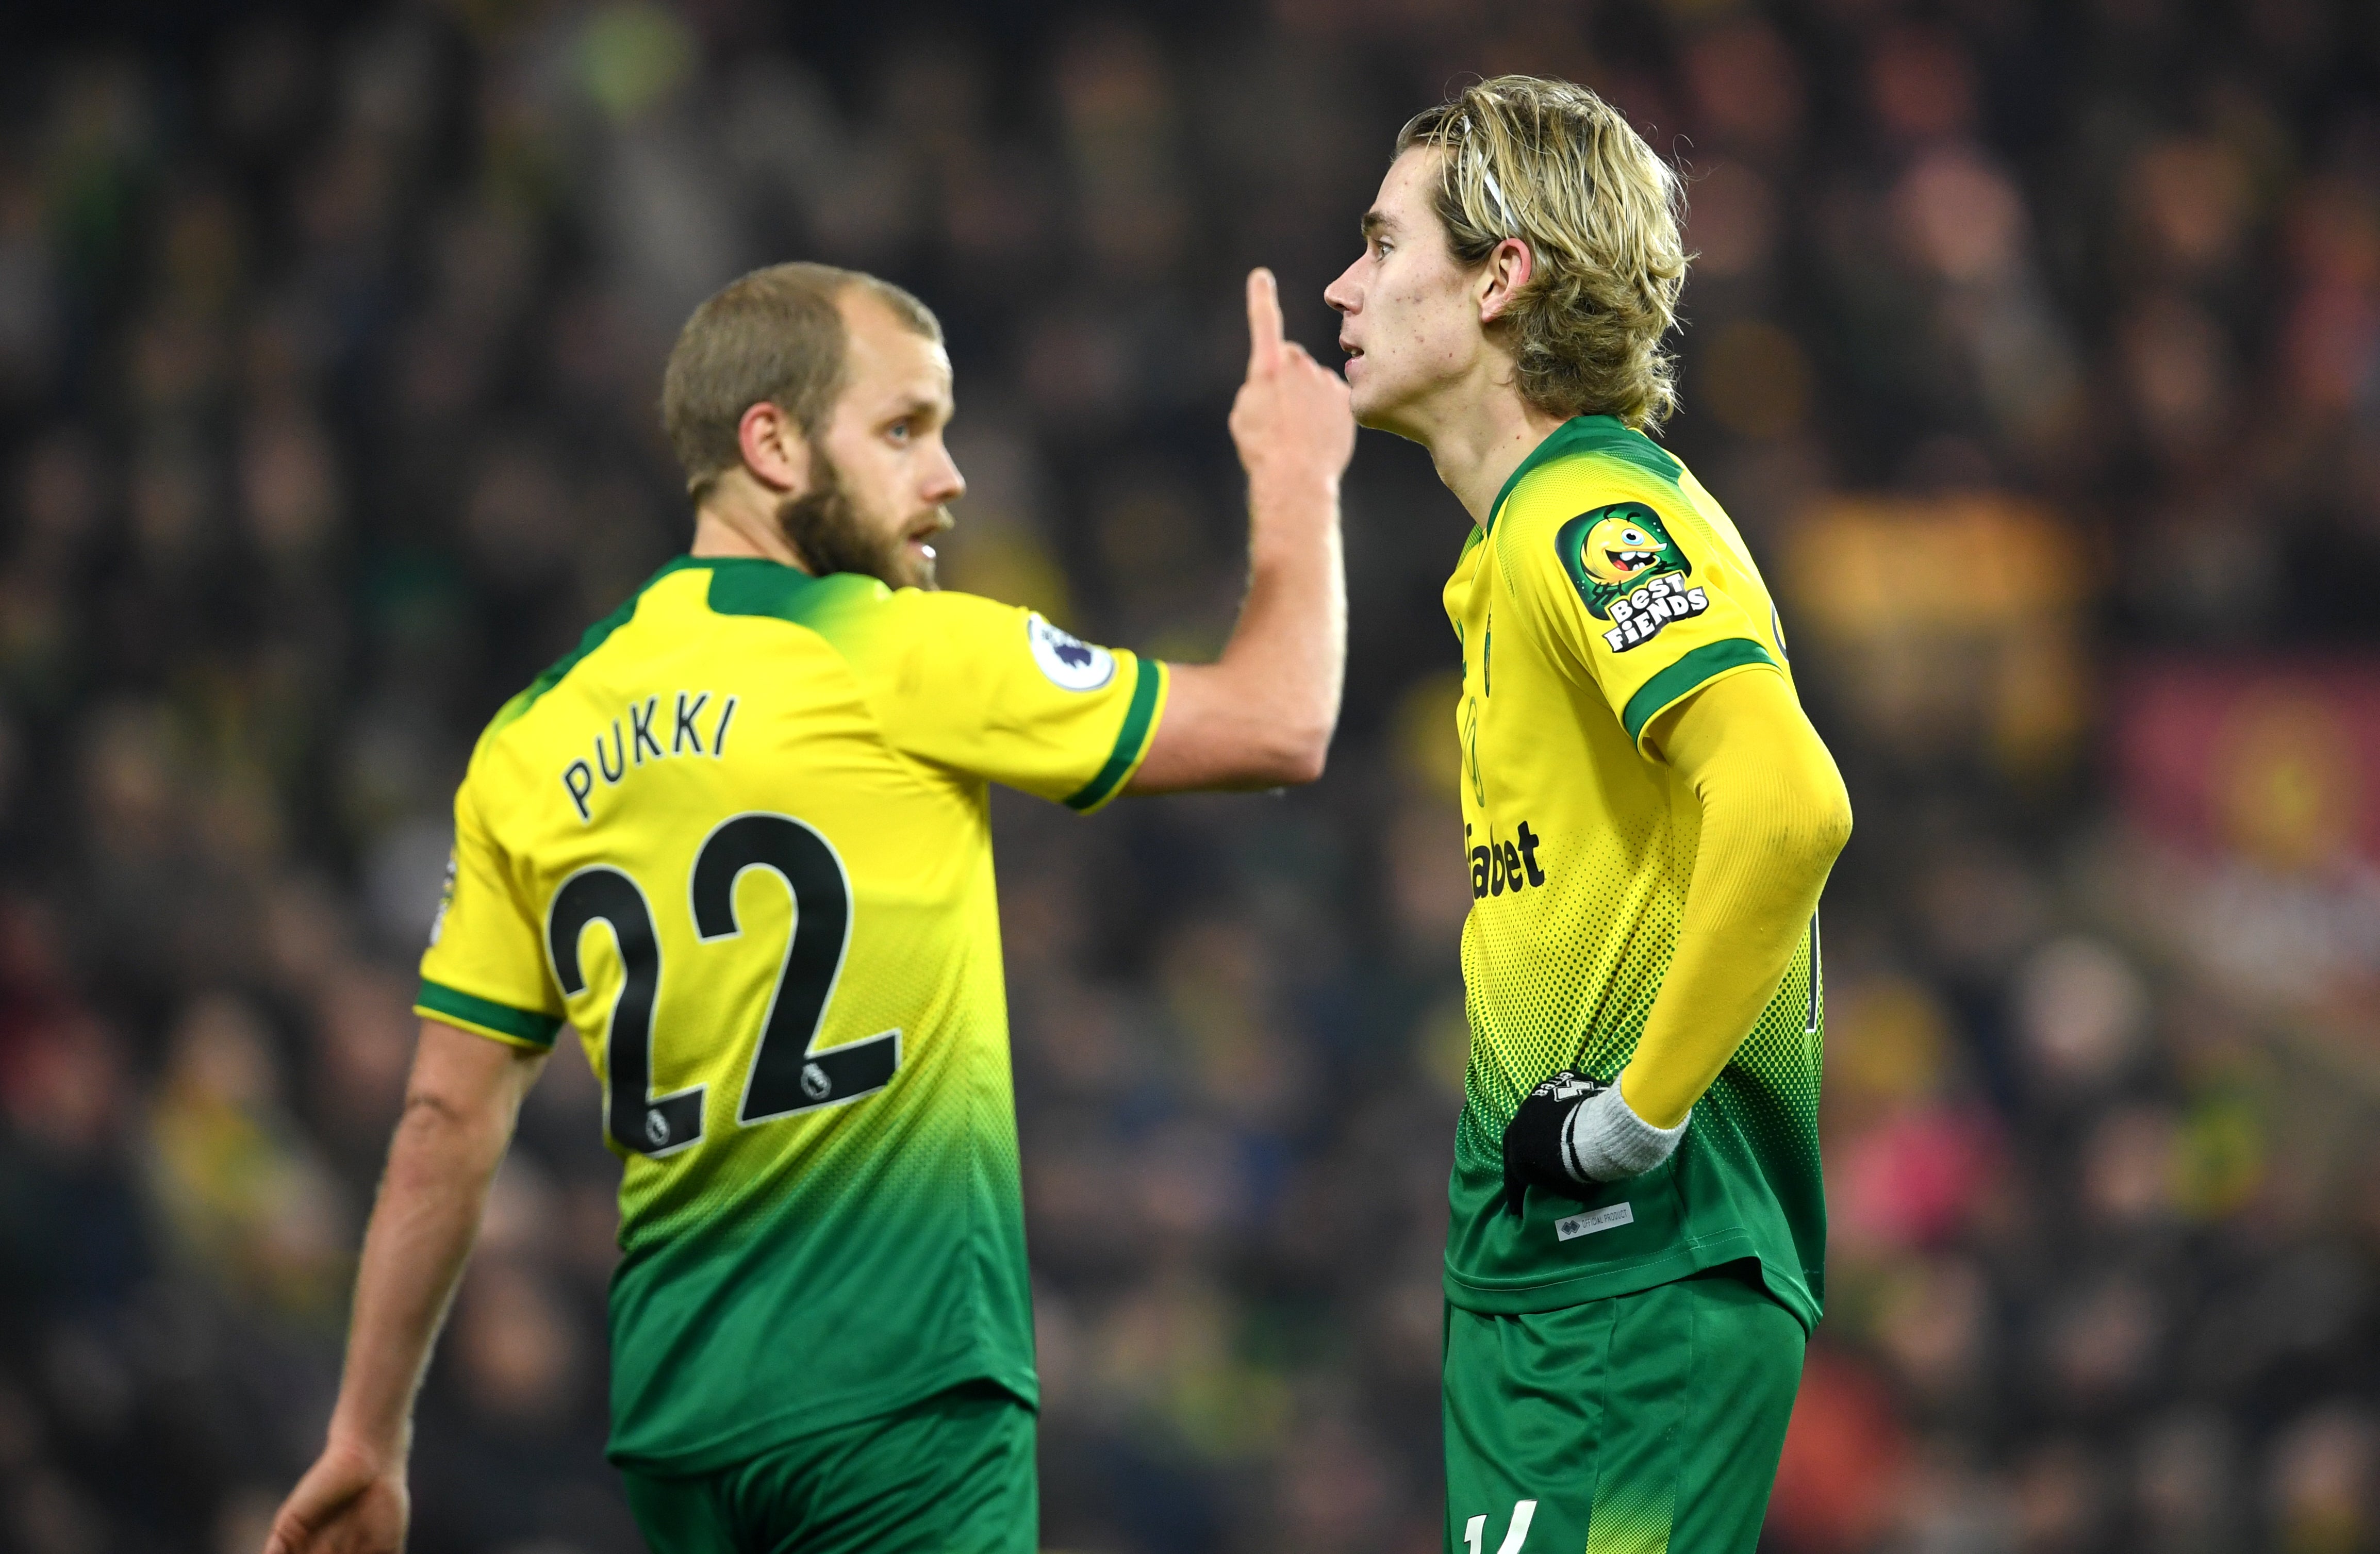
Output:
[
  {"xmin": 262, "ymin": 1440, "xmax": 408, "ymax": 1554},
  {"xmin": 1228, "ymin": 267, "xmax": 1355, "ymax": 517},
  {"xmin": 1501, "ymin": 1069, "xmax": 1605, "ymax": 1208},
  {"xmin": 1501, "ymin": 1068, "xmax": 1688, "ymax": 1209}
]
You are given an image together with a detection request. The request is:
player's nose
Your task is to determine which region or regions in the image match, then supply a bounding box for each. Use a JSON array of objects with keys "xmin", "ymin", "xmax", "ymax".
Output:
[
  {"xmin": 1324, "ymin": 260, "xmax": 1362, "ymax": 316},
  {"xmin": 923, "ymin": 443, "xmax": 965, "ymax": 505}
]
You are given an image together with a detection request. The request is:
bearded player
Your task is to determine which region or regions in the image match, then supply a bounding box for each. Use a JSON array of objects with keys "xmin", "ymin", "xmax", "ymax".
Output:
[
  {"xmin": 1326, "ymin": 79, "xmax": 1853, "ymax": 1551},
  {"xmin": 263, "ymin": 262, "xmax": 1352, "ymax": 1553}
]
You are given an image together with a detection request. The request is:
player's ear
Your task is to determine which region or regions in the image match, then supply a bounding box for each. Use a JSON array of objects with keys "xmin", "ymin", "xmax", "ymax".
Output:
[
  {"xmin": 737, "ymin": 401, "xmax": 812, "ymax": 494},
  {"xmin": 1478, "ymin": 238, "xmax": 1533, "ymax": 325}
]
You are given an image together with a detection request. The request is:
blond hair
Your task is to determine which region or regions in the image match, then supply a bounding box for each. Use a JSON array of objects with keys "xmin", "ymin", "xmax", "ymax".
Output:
[
  {"xmin": 662, "ymin": 262, "xmax": 943, "ymax": 500},
  {"xmin": 1396, "ymin": 76, "xmax": 1688, "ymax": 430}
]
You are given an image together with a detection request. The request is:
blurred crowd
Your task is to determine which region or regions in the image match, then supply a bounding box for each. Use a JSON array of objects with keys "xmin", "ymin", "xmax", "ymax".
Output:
[{"xmin": 1, "ymin": 1, "xmax": 2377, "ymax": 1551}]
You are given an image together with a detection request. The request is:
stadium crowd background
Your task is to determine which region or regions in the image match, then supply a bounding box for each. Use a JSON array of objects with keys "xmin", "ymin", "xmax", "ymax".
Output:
[{"xmin": 1, "ymin": 0, "xmax": 2377, "ymax": 1549}]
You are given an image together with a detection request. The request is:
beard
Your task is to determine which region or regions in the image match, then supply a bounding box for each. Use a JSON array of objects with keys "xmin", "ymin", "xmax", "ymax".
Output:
[{"xmin": 775, "ymin": 445, "xmax": 947, "ymax": 591}]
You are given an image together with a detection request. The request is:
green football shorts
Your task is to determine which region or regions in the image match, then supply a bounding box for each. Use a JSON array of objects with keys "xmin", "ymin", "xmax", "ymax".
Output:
[
  {"xmin": 619, "ymin": 1382, "xmax": 1035, "ymax": 1554},
  {"xmin": 1444, "ymin": 1266, "xmax": 1805, "ymax": 1554}
]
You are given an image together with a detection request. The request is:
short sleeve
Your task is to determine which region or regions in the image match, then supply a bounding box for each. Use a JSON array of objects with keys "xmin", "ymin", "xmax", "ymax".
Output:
[
  {"xmin": 1499, "ymin": 482, "xmax": 1782, "ymax": 752},
  {"xmin": 872, "ymin": 591, "xmax": 1168, "ymax": 812},
  {"xmin": 416, "ymin": 779, "xmax": 566, "ymax": 1050}
]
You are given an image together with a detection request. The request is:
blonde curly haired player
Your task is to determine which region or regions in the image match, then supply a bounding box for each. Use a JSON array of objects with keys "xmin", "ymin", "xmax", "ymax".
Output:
[
  {"xmin": 1395, "ymin": 77, "xmax": 1690, "ymax": 432},
  {"xmin": 1328, "ymin": 76, "xmax": 1853, "ymax": 1554}
]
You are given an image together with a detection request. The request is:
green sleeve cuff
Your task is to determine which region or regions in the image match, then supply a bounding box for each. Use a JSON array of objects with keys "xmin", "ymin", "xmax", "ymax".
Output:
[
  {"xmin": 1619, "ymin": 638, "xmax": 1780, "ymax": 747},
  {"xmin": 415, "ymin": 978, "xmax": 564, "ymax": 1049},
  {"xmin": 1063, "ymin": 657, "xmax": 1167, "ymax": 813}
]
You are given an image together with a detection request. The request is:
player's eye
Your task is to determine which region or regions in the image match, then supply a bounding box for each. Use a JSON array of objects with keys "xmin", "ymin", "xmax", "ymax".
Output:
[{"xmin": 887, "ymin": 420, "xmax": 913, "ymax": 443}]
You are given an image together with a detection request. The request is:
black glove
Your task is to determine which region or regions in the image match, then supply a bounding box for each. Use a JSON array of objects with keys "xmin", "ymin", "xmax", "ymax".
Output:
[{"xmin": 1501, "ymin": 1068, "xmax": 1605, "ymax": 1209}]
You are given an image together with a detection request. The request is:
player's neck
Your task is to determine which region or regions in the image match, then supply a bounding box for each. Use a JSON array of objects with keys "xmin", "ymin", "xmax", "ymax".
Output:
[
  {"xmin": 1424, "ymin": 387, "xmax": 1569, "ymax": 528},
  {"xmin": 690, "ymin": 478, "xmax": 811, "ymax": 572}
]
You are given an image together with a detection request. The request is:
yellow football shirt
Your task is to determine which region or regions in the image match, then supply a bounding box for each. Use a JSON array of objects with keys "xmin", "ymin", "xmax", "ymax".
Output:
[
  {"xmin": 415, "ymin": 554, "xmax": 1165, "ymax": 1472},
  {"xmin": 1442, "ymin": 415, "xmax": 1826, "ymax": 1328}
]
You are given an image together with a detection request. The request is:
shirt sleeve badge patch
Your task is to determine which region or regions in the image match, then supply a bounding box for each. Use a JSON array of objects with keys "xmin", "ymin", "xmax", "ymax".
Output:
[
  {"xmin": 1026, "ymin": 611, "xmax": 1117, "ymax": 691},
  {"xmin": 1555, "ymin": 502, "xmax": 1711, "ymax": 653}
]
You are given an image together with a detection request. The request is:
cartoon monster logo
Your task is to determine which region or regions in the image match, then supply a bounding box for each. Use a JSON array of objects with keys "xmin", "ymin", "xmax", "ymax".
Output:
[
  {"xmin": 1554, "ymin": 502, "xmax": 1711, "ymax": 653},
  {"xmin": 1557, "ymin": 503, "xmax": 1689, "ymax": 612}
]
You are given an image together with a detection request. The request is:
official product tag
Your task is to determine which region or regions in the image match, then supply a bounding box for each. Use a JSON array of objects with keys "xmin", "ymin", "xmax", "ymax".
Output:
[{"xmin": 1556, "ymin": 1202, "xmax": 1634, "ymax": 1242}]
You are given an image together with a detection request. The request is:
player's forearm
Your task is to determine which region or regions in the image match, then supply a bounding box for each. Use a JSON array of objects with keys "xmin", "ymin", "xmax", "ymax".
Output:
[
  {"xmin": 324, "ymin": 1028, "xmax": 536, "ymax": 1464},
  {"xmin": 1221, "ymin": 471, "xmax": 1347, "ymax": 775},
  {"xmin": 1619, "ymin": 675, "xmax": 1851, "ymax": 1130},
  {"xmin": 1619, "ymin": 821, "xmax": 1832, "ymax": 1129}
]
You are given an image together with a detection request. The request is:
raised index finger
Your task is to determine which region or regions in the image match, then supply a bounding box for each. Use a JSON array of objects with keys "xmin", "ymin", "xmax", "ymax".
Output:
[{"xmin": 1245, "ymin": 268, "xmax": 1283, "ymax": 374}]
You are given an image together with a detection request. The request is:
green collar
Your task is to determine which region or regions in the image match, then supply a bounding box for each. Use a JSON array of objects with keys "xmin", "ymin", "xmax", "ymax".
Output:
[
  {"xmin": 682, "ymin": 552, "xmax": 813, "ymax": 581},
  {"xmin": 1484, "ymin": 415, "xmax": 1682, "ymax": 536},
  {"xmin": 501, "ymin": 553, "xmax": 836, "ymax": 725},
  {"xmin": 617, "ymin": 551, "xmax": 814, "ymax": 595}
]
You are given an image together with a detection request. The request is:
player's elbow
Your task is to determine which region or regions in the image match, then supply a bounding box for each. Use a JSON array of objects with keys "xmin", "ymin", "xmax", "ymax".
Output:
[
  {"xmin": 1274, "ymin": 749, "xmax": 1327, "ymax": 787},
  {"xmin": 1777, "ymin": 769, "xmax": 1853, "ymax": 875},
  {"xmin": 1812, "ymin": 792, "xmax": 1854, "ymax": 871},
  {"xmin": 392, "ymin": 1086, "xmax": 501, "ymax": 1165},
  {"xmin": 1214, "ymin": 722, "xmax": 1329, "ymax": 788},
  {"xmin": 1263, "ymin": 720, "xmax": 1332, "ymax": 786},
  {"xmin": 1821, "ymin": 781, "xmax": 1854, "ymax": 856}
]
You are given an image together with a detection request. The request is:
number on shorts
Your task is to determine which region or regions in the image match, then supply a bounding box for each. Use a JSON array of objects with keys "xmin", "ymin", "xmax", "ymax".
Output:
[{"xmin": 1464, "ymin": 1499, "xmax": 1538, "ymax": 1554}]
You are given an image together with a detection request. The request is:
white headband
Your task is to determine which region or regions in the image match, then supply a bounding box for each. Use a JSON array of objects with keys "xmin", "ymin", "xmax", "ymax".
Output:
[
  {"xmin": 1455, "ymin": 117, "xmax": 1520, "ymax": 238},
  {"xmin": 1480, "ymin": 166, "xmax": 1519, "ymax": 238}
]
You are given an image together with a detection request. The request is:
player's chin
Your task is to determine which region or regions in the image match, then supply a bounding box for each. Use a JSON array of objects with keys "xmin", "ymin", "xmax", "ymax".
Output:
[{"xmin": 1346, "ymin": 379, "xmax": 1399, "ymax": 432}]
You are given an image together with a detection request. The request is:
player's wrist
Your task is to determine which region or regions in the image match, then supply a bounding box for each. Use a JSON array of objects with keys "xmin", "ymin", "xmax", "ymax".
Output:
[
  {"xmin": 1245, "ymin": 473, "xmax": 1342, "ymax": 524},
  {"xmin": 1246, "ymin": 482, "xmax": 1341, "ymax": 553},
  {"xmin": 323, "ymin": 1415, "xmax": 410, "ymax": 1476},
  {"xmin": 1614, "ymin": 1066, "xmax": 1691, "ymax": 1132},
  {"xmin": 1561, "ymin": 1079, "xmax": 1687, "ymax": 1182}
]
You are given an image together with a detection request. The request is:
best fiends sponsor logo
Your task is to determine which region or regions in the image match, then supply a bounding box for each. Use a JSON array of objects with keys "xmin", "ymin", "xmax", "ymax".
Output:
[
  {"xmin": 1468, "ymin": 821, "xmax": 1546, "ymax": 900},
  {"xmin": 1599, "ymin": 573, "xmax": 1708, "ymax": 652},
  {"xmin": 1555, "ymin": 502, "xmax": 1710, "ymax": 653}
]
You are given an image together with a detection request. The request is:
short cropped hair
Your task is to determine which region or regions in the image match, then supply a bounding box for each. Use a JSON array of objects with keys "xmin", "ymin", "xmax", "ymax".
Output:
[
  {"xmin": 661, "ymin": 262, "xmax": 944, "ymax": 499},
  {"xmin": 1396, "ymin": 76, "xmax": 1688, "ymax": 431}
]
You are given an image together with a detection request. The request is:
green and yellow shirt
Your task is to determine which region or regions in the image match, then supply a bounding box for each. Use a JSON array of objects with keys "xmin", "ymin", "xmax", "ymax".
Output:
[
  {"xmin": 1442, "ymin": 416, "xmax": 1826, "ymax": 1330},
  {"xmin": 417, "ymin": 555, "xmax": 1165, "ymax": 1472}
]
